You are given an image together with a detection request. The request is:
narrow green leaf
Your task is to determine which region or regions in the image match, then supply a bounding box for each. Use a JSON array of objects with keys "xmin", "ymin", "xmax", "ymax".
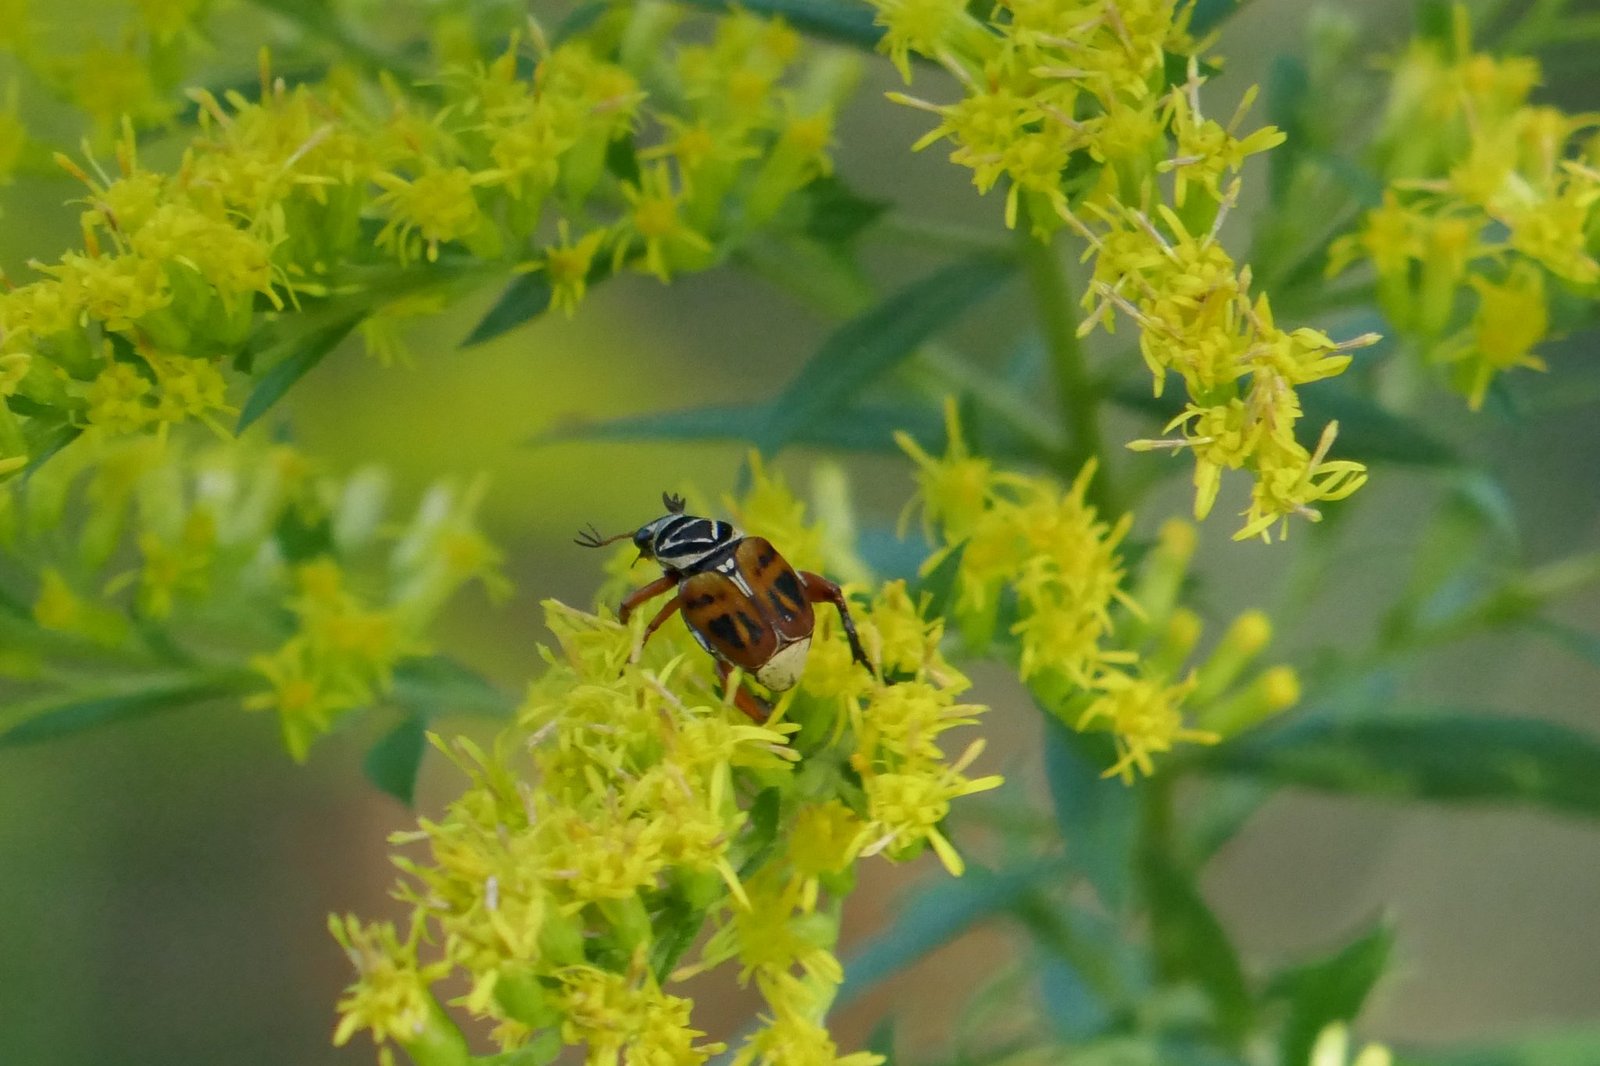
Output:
[
  {"xmin": 530, "ymin": 399, "xmax": 956, "ymax": 458},
  {"xmin": 837, "ymin": 858, "xmax": 1068, "ymax": 1008},
  {"xmin": 1143, "ymin": 849, "xmax": 1253, "ymax": 1041},
  {"xmin": 756, "ymin": 254, "xmax": 1016, "ymax": 452},
  {"xmin": 1037, "ymin": 954, "xmax": 1110, "ymax": 1041},
  {"xmin": 1265, "ymin": 54, "xmax": 1311, "ymax": 200},
  {"xmin": 363, "ymin": 714, "xmax": 427, "ymax": 805},
  {"xmin": 1268, "ymin": 919, "xmax": 1395, "ymax": 1066},
  {"xmin": 1184, "ymin": 781, "xmax": 1270, "ymax": 864},
  {"xmin": 20, "ymin": 423, "xmax": 81, "ymax": 480},
  {"xmin": 866, "ymin": 1017, "xmax": 899, "ymax": 1064},
  {"xmin": 1526, "ymin": 617, "xmax": 1600, "ymax": 673},
  {"xmin": 1396, "ymin": 1026, "xmax": 1600, "ymax": 1066},
  {"xmin": 0, "ymin": 673, "xmax": 250, "ymax": 746},
  {"xmin": 675, "ymin": 0, "xmax": 883, "ymax": 47},
  {"xmin": 605, "ymin": 132, "xmax": 642, "ymax": 186},
  {"xmin": 391, "ymin": 656, "xmax": 516, "ymax": 719},
  {"xmin": 913, "ymin": 540, "xmax": 966, "ymax": 622},
  {"xmin": 736, "ymin": 787, "xmax": 783, "ymax": 878},
  {"xmin": 236, "ymin": 314, "xmax": 361, "ymax": 431},
  {"xmin": 463, "ymin": 273, "xmax": 554, "ymax": 348},
  {"xmin": 274, "ymin": 504, "xmax": 335, "ymax": 563},
  {"xmin": 551, "ymin": 1, "xmax": 608, "ymax": 45},
  {"xmin": 1043, "ymin": 716, "xmax": 1137, "ymax": 912},
  {"xmin": 1201, "ymin": 711, "xmax": 1600, "ymax": 816},
  {"xmin": 802, "ymin": 176, "xmax": 890, "ymax": 245},
  {"xmin": 1186, "ymin": 0, "xmax": 1253, "ymax": 37}
]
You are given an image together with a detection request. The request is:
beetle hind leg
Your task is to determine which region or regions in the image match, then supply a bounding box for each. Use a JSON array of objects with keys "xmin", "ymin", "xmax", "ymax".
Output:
[
  {"xmin": 716, "ymin": 660, "xmax": 772, "ymax": 723},
  {"xmin": 798, "ymin": 571, "xmax": 875, "ymax": 678}
]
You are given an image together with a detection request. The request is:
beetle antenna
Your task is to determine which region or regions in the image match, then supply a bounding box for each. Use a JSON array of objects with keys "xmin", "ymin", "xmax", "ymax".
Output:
[
  {"xmin": 662, "ymin": 491, "xmax": 685, "ymax": 514},
  {"xmin": 575, "ymin": 522, "xmax": 632, "ymax": 549}
]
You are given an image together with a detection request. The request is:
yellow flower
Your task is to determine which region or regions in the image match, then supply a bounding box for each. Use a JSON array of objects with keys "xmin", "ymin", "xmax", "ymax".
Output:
[
  {"xmin": 329, "ymin": 914, "xmax": 457, "ymax": 1052},
  {"xmin": 374, "ymin": 164, "xmax": 492, "ymax": 263},
  {"xmin": 1455, "ymin": 263, "xmax": 1550, "ymax": 409},
  {"xmin": 616, "ymin": 162, "xmax": 714, "ymax": 281},
  {"xmin": 1078, "ymin": 670, "xmax": 1216, "ymax": 782}
]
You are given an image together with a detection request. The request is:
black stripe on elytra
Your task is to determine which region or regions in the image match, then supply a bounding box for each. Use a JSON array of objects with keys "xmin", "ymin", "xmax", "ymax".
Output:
[
  {"xmin": 772, "ymin": 570, "xmax": 803, "ymax": 608},
  {"xmin": 738, "ymin": 612, "xmax": 765, "ymax": 645},
  {"xmin": 706, "ymin": 613, "xmax": 744, "ymax": 651}
]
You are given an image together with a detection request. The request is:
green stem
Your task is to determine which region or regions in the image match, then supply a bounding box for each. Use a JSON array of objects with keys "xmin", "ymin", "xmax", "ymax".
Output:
[{"xmin": 1016, "ymin": 209, "xmax": 1116, "ymax": 511}]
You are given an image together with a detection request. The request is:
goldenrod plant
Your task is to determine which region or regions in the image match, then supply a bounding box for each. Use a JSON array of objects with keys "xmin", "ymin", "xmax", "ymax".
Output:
[{"xmin": 1, "ymin": 1, "xmax": 1599, "ymax": 1065}]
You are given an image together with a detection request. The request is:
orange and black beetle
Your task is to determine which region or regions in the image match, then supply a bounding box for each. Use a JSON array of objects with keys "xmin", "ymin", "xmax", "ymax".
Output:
[{"xmin": 577, "ymin": 492, "xmax": 872, "ymax": 721}]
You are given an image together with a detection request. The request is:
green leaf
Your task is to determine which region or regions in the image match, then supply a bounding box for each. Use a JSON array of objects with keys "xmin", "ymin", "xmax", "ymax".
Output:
[
  {"xmin": 463, "ymin": 273, "xmax": 554, "ymax": 348},
  {"xmin": 274, "ymin": 503, "xmax": 336, "ymax": 563},
  {"xmin": 1184, "ymin": 781, "xmax": 1270, "ymax": 865},
  {"xmin": 1143, "ymin": 849, "xmax": 1253, "ymax": 1042},
  {"xmin": 1396, "ymin": 1027, "xmax": 1600, "ymax": 1066},
  {"xmin": 912, "ymin": 540, "xmax": 966, "ymax": 621},
  {"xmin": 1201, "ymin": 711, "xmax": 1600, "ymax": 816},
  {"xmin": 867, "ymin": 1017, "xmax": 899, "ymax": 1064},
  {"xmin": 1037, "ymin": 954, "xmax": 1111, "ymax": 1041},
  {"xmin": 363, "ymin": 714, "xmax": 427, "ymax": 805},
  {"xmin": 20, "ymin": 422, "xmax": 82, "ymax": 480},
  {"xmin": 802, "ymin": 176, "xmax": 890, "ymax": 245},
  {"xmin": 1186, "ymin": 0, "xmax": 1253, "ymax": 37},
  {"xmin": 391, "ymin": 656, "xmax": 516, "ymax": 719},
  {"xmin": 0, "ymin": 673, "xmax": 251, "ymax": 746},
  {"xmin": 236, "ymin": 314, "xmax": 362, "ymax": 432},
  {"xmin": 531, "ymin": 399, "xmax": 959, "ymax": 458},
  {"xmin": 1043, "ymin": 717, "xmax": 1137, "ymax": 912},
  {"xmin": 837, "ymin": 858, "xmax": 1069, "ymax": 1008},
  {"xmin": 675, "ymin": 0, "xmax": 884, "ymax": 48},
  {"xmin": 1525, "ymin": 617, "xmax": 1600, "ymax": 673},
  {"xmin": 1268, "ymin": 918, "xmax": 1395, "ymax": 1066},
  {"xmin": 757, "ymin": 254, "xmax": 1016, "ymax": 452},
  {"xmin": 736, "ymin": 787, "xmax": 783, "ymax": 878}
]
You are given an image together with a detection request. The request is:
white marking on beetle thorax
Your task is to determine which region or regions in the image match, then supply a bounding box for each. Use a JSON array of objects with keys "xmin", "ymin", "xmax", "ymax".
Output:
[{"xmin": 756, "ymin": 637, "xmax": 811, "ymax": 692}]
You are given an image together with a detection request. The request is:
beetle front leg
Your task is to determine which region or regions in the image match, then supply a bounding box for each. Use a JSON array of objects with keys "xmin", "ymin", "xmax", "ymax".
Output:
[
  {"xmin": 716, "ymin": 660, "xmax": 771, "ymax": 723},
  {"xmin": 798, "ymin": 571, "xmax": 874, "ymax": 676},
  {"xmin": 618, "ymin": 572, "xmax": 680, "ymax": 623}
]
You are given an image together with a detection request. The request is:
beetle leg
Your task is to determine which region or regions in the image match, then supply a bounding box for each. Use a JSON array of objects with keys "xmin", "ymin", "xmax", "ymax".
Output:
[
  {"xmin": 716, "ymin": 660, "xmax": 771, "ymax": 723},
  {"xmin": 637, "ymin": 592, "xmax": 684, "ymax": 657},
  {"xmin": 618, "ymin": 572, "xmax": 680, "ymax": 623},
  {"xmin": 798, "ymin": 571, "xmax": 874, "ymax": 676}
]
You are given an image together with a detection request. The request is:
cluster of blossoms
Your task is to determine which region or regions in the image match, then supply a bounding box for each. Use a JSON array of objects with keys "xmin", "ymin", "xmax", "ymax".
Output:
[
  {"xmin": 0, "ymin": 430, "xmax": 503, "ymax": 758},
  {"xmin": 0, "ymin": 4, "xmax": 847, "ymax": 477},
  {"xmin": 333, "ymin": 464, "xmax": 999, "ymax": 1065},
  {"xmin": 0, "ymin": 0, "xmax": 211, "ymax": 151},
  {"xmin": 870, "ymin": 0, "xmax": 1377, "ymax": 540},
  {"xmin": 900, "ymin": 402, "xmax": 1298, "ymax": 778},
  {"xmin": 1328, "ymin": 4, "xmax": 1600, "ymax": 409}
]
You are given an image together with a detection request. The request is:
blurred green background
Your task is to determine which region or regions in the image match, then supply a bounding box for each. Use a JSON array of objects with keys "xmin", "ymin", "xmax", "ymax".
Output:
[{"xmin": 1, "ymin": 1, "xmax": 1598, "ymax": 1063}]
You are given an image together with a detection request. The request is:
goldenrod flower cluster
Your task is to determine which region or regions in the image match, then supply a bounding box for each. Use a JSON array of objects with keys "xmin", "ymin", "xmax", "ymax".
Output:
[
  {"xmin": 0, "ymin": 0, "xmax": 208, "ymax": 148},
  {"xmin": 1328, "ymin": 4, "xmax": 1599, "ymax": 409},
  {"xmin": 872, "ymin": 0, "xmax": 1377, "ymax": 540},
  {"xmin": 0, "ymin": 5, "xmax": 847, "ymax": 477},
  {"xmin": 333, "ymin": 466, "xmax": 999, "ymax": 1066},
  {"xmin": 0, "ymin": 432, "xmax": 504, "ymax": 759},
  {"xmin": 900, "ymin": 402, "xmax": 1298, "ymax": 778}
]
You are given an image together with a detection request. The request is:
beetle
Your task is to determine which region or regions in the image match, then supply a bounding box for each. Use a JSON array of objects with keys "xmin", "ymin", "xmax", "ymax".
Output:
[{"xmin": 576, "ymin": 492, "xmax": 872, "ymax": 721}]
